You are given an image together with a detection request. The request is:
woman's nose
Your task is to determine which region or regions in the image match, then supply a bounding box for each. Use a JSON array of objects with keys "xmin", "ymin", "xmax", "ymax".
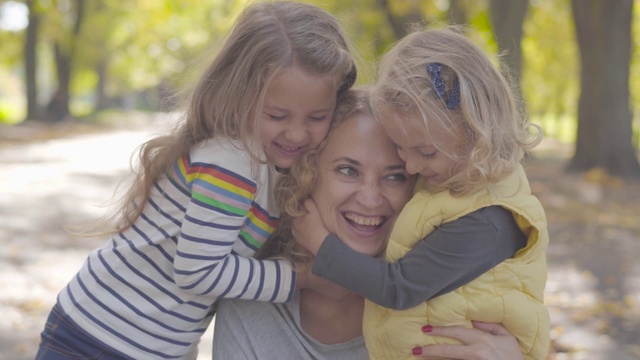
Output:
[{"xmin": 355, "ymin": 183, "xmax": 384, "ymax": 208}]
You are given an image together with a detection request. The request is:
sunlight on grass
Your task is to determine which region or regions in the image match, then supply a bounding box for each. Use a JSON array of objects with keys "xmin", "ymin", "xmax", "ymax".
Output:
[
  {"xmin": 0, "ymin": 100, "xmax": 24, "ymax": 125},
  {"xmin": 531, "ymin": 114, "xmax": 577, "ymax": 144},
  {"xmin": 532, "ymin": 113, "xmax": 640, "ymax": 150},
  {"xmin": 69, "ymin": 99, "xmax": 95, "ymax": 118}
]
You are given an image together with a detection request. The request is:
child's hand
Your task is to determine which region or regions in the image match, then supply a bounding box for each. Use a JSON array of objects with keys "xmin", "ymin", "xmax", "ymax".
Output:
[{"xmin": 292, "ymin": 197, "xmax": 330, "ymax": 256}]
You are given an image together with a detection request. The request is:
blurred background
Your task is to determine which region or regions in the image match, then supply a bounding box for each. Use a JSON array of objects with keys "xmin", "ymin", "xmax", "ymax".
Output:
[
  {"xmin": 1, "ymin": 0, "xmax": 640, "ymax": 176},
  {"xmin": 1, "ymin": 0, "xmax": 639, "ymax": 359}
]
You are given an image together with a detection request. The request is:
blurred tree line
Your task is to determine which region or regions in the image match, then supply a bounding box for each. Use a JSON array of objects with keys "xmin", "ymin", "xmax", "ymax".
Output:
[{"xmin": 0, "ymin": 0, "xmax": 639, "ymax": 176}]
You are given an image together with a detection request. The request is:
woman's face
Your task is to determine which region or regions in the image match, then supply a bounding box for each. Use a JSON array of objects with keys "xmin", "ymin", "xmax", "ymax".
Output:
[{"xmin": 310, "ymin": 113, "xmax": 415, "ymax": 256}]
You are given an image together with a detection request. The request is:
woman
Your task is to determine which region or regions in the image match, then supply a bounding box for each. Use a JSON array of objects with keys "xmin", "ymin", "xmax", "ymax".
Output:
[{"xmin": 212, "ymin": 89, "xmax": 523, "ymax": 359}]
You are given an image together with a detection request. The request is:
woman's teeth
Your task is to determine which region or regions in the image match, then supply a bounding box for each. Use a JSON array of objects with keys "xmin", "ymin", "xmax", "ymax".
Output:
[{"xmin": 344, "ymin": 213, "xmax": 383, "ymax": 227}]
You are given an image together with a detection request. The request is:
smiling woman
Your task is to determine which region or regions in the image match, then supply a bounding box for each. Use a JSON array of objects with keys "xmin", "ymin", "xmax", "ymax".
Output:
[
  {"xmin": 212, "ymin": 88, "xmax": 415, "ymax": 359},
  {"xmin": 212, "ymin": 87, "xmax": 526, "ymax": 360},
  {"xmin": 308, "ymin": 106, "xmax": 413, "ymax": 257}
]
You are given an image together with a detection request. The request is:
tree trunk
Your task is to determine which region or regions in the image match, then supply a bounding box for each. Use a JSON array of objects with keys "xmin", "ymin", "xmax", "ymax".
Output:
[
  {"xmin": 92, "ymin": 0, "xmax": 110, "ymax": 112},
  {"xmin": 376, "ymin": 0, "xmax": 423, "ymax": 40},
  {"xmin": 45, "ymin": 44, "xmax": 71, "ymax": 122},
  {"xmin": 95, "ymin": 59, "xmax": 109, "ymax": 111},
  {"xmin": 24, "ymin": 0, "xmax": 40, "ymax": 121},
  {"xmin": 44, "ymin": 0, "xmax": 85, "ymax": 122},
  {"xmin": 569, "ymin": 0, "xmax": 640, "ymax": 178},
  {"xmin": 488, "ymin": 0, "xmax": 528, "ymax": 103},
  {"xmin": 448, "ymin": 0, "xmax": 468, "ymax": 25}
]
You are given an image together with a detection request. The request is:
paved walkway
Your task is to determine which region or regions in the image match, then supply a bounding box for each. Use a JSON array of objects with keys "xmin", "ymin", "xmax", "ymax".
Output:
[{"xmin": 0, "ymin": 116, "xmax": 213, "ymax": 360}]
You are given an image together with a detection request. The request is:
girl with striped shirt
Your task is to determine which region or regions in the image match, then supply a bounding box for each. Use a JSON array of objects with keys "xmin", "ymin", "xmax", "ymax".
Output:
[{"xmin": 35, "ymin": 2, "xmax": 356, "ymax": 359}]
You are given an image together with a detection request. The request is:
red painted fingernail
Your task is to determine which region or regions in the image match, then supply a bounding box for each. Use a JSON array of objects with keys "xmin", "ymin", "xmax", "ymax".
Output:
[
  {"xmin": 422, "ymin": 325, "xmax": 433, "ymax": 333},
  {"xmin": 412, "ymin": 346, "xmax": 422, "ymax": 356}
]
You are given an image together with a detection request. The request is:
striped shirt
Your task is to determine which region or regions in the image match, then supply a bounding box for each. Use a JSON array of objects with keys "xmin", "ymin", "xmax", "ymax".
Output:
[{"xmin": 57, "ymin": 137, "xmax": 295, "ymax": 359}]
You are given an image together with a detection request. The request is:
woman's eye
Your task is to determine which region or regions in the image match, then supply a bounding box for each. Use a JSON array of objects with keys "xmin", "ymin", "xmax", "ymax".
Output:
[
  {"xmin": 268, "ymin": 114, "xmax": 286, "ymax": 121},
  {"xmin": 336, "ymin": 166, "xmax": 357, "ymax": 177},
  {"xmin": 387, "ymin": 173, "xmax": 409, "ymax": 182}
]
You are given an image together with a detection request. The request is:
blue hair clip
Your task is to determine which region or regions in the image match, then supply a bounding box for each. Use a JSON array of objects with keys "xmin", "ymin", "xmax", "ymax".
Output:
[
  {"xmin": 447, "ymin": 78, "xmax": 460, "ymax": 109},
  {"xmin": 427, "ymin": 63, "xmax": 446, "ymax": 99},
  {"xmin": 427, "ymin": 63, "xmax": 460, "ymax": 109}
]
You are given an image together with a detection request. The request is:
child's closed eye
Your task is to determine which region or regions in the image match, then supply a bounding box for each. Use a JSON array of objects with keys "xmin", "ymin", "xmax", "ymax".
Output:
[
  {"xmin": 308, "ymin": 115, "xmax": 329, "ymax": 122},
  {"xmin": 420, "ymin": 150, "xmax": 437, "ymax": 159}
]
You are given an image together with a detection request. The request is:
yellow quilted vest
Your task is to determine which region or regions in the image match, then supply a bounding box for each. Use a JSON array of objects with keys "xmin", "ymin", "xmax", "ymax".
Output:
[{"xmin": 363, "ymin": 165, "xmax": 549, "ymax": 360}]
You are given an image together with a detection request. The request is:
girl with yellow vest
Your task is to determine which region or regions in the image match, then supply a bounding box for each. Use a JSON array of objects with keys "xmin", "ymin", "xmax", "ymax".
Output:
[{"xmin": 293, "ymin": 27, "xmax": 550, "ymax": 360}]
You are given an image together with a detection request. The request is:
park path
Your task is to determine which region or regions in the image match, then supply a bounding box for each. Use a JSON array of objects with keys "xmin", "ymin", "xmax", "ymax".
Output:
[
  {"xmin": 0, "ymin": 115, "xmax": 213, "ymax": 360},
  {"xmin": 1, "ymin": 115, "xmax": 639, "ymax": 359}
]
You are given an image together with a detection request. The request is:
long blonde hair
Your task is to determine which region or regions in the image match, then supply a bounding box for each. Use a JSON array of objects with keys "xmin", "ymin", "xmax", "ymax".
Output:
[
  {"xmin": 372, "ymin": 27, "xmax": 541, "ymax": 196},
  {"xmin": 255, "ymin": 88, "xmax": 372, "ymax": 265},
  {"xmin": 103, "ymin": 1, "xmax": 356, "ymax": 234}
]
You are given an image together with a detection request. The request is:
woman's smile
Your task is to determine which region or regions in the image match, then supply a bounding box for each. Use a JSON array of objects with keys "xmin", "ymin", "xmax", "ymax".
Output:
[{"xmin": 311, "ymin": 112, "xmax": 415, "ymax": 257}]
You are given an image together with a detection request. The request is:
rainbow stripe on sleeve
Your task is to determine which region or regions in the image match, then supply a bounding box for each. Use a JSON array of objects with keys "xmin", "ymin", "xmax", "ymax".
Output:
[{"xmin": 168, "ymin": 154, "xmax": 278, "ymax": 249}]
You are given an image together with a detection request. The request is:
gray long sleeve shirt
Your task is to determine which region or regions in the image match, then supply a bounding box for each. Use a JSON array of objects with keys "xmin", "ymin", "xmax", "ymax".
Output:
[{"xmin": 312, "ymin": 206, "xmax": 527, "ymax": 310}]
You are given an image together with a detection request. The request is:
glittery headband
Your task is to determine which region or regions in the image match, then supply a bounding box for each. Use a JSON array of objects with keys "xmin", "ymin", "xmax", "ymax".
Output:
[{"xmin": 426, "ymin": 63, "xmax": 461, "ymax": 109}]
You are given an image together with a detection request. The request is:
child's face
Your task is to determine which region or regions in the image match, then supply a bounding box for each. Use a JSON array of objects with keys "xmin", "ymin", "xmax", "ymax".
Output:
[
  {"xmin": 379, "ymin": 107, "xmax": 465, "ymax": 188},
  {"xmin": 259, "ymin": 65, "xmax": 338, "ymax": 169}
]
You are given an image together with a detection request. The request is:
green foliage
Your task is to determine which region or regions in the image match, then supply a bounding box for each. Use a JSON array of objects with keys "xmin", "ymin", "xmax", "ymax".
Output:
[
  {"xmin": 0, "ymin": 1, "xmax": 26, "ymax": 67},
  {"xmin": 314, "ymin": 0, "xmax": 393, "ymax": 82},
  {"xmin": 631, "ymin": 3, "xmax": 640, "ymax": 137},
  {"xmin": 531, "ymin": 113, "xmax": 577, "ymax": 143},
  {"xmin": 100, "ymin": 0, "xmax": 249, "ymax": 96},
  {"xmin": 0, "ymin": 30, "xmax": 22, "ymax": 65},
  {"xmin": 0, "ymin": 66, "xmax": 23, "ymax": 124},
  {"xmin": 522, "ymin": 0, "xmax": 578, "ymax": 118},
  {"xmin": 1, "ymin": 0, "xmax": 639, "ymax": 144},
  {"xmin": 10, "ymin": 0, "xmax": 251, "ymax": 116},
  {"xmin": 0, "ymin": 99, "xmax": 23, "ymax": 124}
]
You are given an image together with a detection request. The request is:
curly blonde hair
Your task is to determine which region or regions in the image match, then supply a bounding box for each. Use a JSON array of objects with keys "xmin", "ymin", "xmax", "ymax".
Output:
[
  {"xmin": 100, "ymin": 1, "xmax": 356, "ymax": 234},
  {"xmin": 255, "ymin": 88, "xmax": 372, "ymax": 265},
  {"xmin": 372, "ymin": 27, "xmax": 541, "ymax": 196}
]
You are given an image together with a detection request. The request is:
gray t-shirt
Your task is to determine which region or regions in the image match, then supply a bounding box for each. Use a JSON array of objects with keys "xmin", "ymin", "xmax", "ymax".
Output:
[{"xmin": 212, "ymin": 292, "xmax": 367, "ymax": 360}]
